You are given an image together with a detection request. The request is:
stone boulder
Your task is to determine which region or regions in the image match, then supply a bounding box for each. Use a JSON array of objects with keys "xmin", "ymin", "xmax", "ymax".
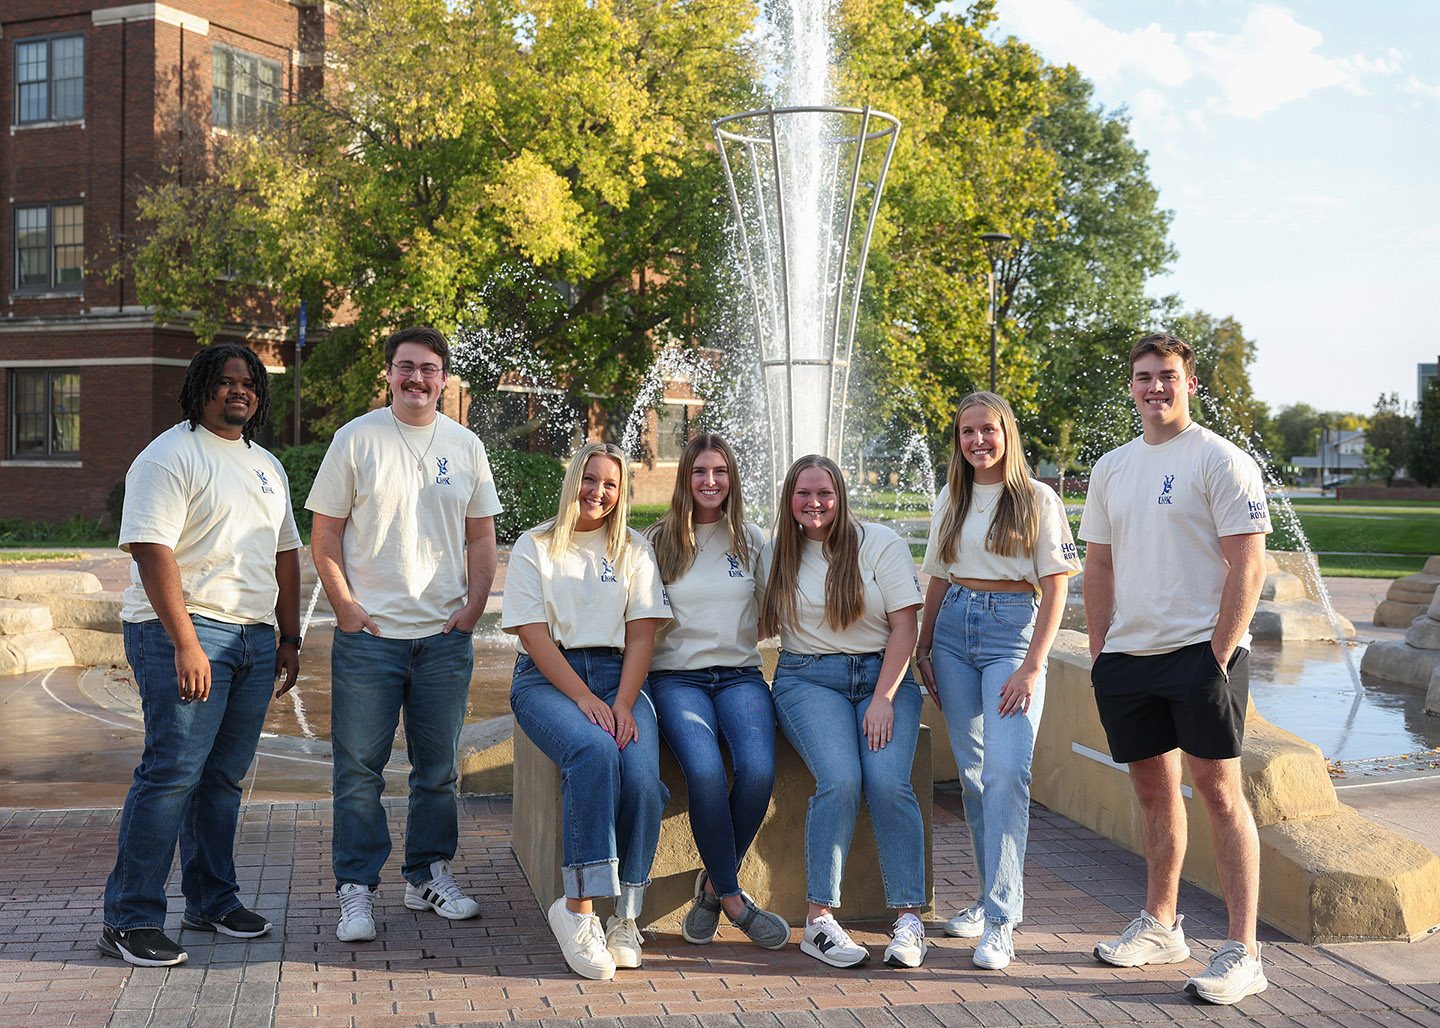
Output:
[
  {"xmin": 1374, "ymin": 559, "xmax": 1440, "ymax": 627},
  {"xmin": 0, "ymin": 570, "xmax": 102, "ymax": 598},
  {"xmin": 14, "ymin": 591, "xmax": 123, "ymax": 631},
  {"xmin": 0, "ymin": 599, "xmax": 52, "ymax": 635},
  {"xmin": 60, "ymin": 628, "xmax": 128, "ymax": 667},
  {"xmin": 0, "ymin": 630, "xmax": 75, "ymax": 675}
]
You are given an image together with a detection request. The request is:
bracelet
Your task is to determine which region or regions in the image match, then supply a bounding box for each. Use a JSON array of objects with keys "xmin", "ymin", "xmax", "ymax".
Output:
[
  {"xmin": 915, "ymin": 654, "xmax": 932, "ymax": 664},
  {"xmin": 279, "ymin": 634, "xmax": 303, "ymax": 650}
]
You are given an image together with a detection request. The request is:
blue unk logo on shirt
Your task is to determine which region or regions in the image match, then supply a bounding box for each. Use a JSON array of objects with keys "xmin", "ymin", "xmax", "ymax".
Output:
[
  {"xmin": 600, "ymin": 557, "xmax": 617, "ymax": 583},
  {"xmin": 253, "ymin": 468, "xmax": 275, "ymax": 494},
  {"xmin": 1249, "ymin": 499, "xmax": 1267, "ymax": 521},
  {"xmin": 1062, "ymin": 540, "xmax": 1077, "ymax": 561},
  {"xmin": 725, "ymin": 552, "xmax": 744, "ymax": 578},
  {"xmin": 434, "ymin": 456, "xmax": 451, "ymax": 485},
  {"xmin": 1158, "ymin": 474, "xmax": 1176, "ymax": 505}
]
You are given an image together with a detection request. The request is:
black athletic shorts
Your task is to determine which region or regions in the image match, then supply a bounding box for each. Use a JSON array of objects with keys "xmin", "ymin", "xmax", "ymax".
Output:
[{"xmin": 1090, "ymin": 640, "xmax": 1249, "ymax": 763}]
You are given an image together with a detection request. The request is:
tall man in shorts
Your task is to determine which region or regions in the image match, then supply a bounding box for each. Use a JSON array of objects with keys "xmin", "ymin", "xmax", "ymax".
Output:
[
  {"xmin": 308, "ymin": 326, "xmax": 503, "ymax": 942},
  {"xmin": 1079, "ymin": 333, "xmax": 1271, "ymax": 1005}
]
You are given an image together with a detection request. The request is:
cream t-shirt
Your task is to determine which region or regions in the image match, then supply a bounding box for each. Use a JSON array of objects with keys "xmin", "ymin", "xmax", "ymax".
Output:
[
  {"xmin": 502, "ymin": 526, "xmax": 671, "ymax": 652},
  {"xmin": 921, "ymin": 480, "xmax": 1080, "ymax": 587},
  {"xmin": 305, "ymin": 408, "xmax": 504, "ymax": 639},
  {"xmin": 650, "ymin": 521, "xmax": 764, "ymax": 671},
  {"xmin": 121, "ymin": 422, "xmax": 301, "ymax": 625},
  {"xmin": 758, "ymin": 522, "xmax": 923, "ymax": 655},
  {"xmin": 1079, "ymin": 422, "xmax": 1272, "ymax": 656}
]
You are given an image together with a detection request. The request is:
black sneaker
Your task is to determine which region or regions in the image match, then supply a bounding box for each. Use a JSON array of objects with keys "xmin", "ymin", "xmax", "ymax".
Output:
[
  {"xmin": 180, "ymin": 907, "xmax": 272, "ymax": 938},
  {"xmin": 97, "ymin": 925, "xmax": 189, "ymax": 967}
]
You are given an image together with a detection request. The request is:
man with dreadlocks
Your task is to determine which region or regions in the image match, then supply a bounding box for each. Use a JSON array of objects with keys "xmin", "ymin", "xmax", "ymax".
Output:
[{"xmin": 99, "ymin": 343, "xmax": 302, "ymax": 967}]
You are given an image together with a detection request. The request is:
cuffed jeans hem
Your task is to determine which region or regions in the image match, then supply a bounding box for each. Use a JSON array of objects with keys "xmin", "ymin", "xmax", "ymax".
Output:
[
  {"xmin": 616, "ymin": 882, "xmax": 647, "ymax": 919},
  {"xmin": 104, "ymin": 919, "xmax": 164, "ymax": 932},
  {"xmin": 183, "ymin": 901, "xmax": 243, "ymax": 923},
  {"xmin": 564, "ymin": 859, "xmax": 620, "ymax": 900}
]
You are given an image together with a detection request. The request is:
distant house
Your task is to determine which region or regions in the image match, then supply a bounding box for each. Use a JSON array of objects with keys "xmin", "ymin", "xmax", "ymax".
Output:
[{"xmin": 1289, "ymin": 429, "xmax": 1366, "ymax": 487}]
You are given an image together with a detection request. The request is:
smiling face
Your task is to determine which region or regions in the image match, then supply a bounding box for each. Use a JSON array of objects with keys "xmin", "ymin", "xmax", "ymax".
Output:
[
  {"xmin": 689, "ymin": 449, "xmax": 731, "ymax": 524},
  {"xmin": 790, "ymin": 466, "xmax": 839, "ymax": 540},
  {"xmin": 1130, "ymin": 352, "xmax": 1196, "ymax": 442},
  {"xmin": 199, "ymin": 357, "xmax": 258, "ymax": 440},
  {"xmin": 386, "ymin": 341, "xmax": 447, "ymax": 425},
  {"xmin": 575, "ymin": 454, "xmax": 623, "ymax": 531},
  {"xmin": 957, "ymin": 403, "xmax": 1006, "ymax": 484}
]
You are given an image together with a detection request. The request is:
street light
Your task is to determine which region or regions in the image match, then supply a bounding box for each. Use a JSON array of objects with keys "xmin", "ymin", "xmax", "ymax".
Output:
[{"xmin": 980, "ymin": 232, "xmax": 1013, "ymax": 392}]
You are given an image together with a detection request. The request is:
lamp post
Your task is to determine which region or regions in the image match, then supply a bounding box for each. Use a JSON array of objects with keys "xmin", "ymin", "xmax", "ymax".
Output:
[{"xmin": 980, "ymin": 232, "xmax": 1012, "ymax": 392}]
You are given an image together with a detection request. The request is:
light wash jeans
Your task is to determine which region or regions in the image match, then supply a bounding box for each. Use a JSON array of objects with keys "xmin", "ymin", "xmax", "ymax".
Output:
[
  {"xmin": 649, "ymin": 666, "xmax": 775, "ymax": 899},
  {"xmin": 330, "ymin": 627, "xmax": 474, "ymax": 888},
  {"xmin": 105, "ymin": 617, "xmax": 275, "ymax": 930},
  {"xmin": 510, "ymin": 647, "xmax": 668, "ymax": 917},
  {"xmin": 930, "ymin": 584, "xmax": 1044, "ymax": 925},
  {"xmin": 771, "ymin": 650, "xmax": 926, "ymax": 910}
]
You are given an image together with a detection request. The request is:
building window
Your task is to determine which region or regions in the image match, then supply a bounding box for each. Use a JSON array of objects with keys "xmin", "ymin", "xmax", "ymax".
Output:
[
  {"xmin": 13, "ymin": 203, "xmax": 84, "ymax": 292},
  {"xmin": 212, "ymin": 46, "xmax": 281, "ymax": 130},
  {"xmin": 14, "ymin": 35, "xmax": 85, "ymax": 124},
  {"xmin": 9, "ymin": 370, "xmax": 80, "ymax": 458}
]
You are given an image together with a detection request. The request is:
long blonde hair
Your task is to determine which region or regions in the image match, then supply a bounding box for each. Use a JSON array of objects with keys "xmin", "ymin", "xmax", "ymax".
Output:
[
  {"xmin": 760, "ymin": 455, "xmax": 863, "ymax": 637},
  {"xmin": 647, "ymin": 434, "xmax": 752, "ymax": 583},
  {"xmin": 540, "ymin": 442, "xmax": 631, "ymax": 560},
  {"xmin": 936, "ymin": 391, "xmax": 1038, "ymax": 564}
]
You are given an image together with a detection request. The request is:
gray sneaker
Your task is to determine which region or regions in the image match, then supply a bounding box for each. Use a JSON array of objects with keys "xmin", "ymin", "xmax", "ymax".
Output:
[
  {"xmin": 1185, "ymin": 941, "xmax": 1267, "ymax": 1004},
  {"xmin": 1094, "ymin": 910, "xmax": 1190, "ymax": 967},
  {"xmin": 728, "ymin": 894, "xmax": 790, "ymax": 950},
  {"xmin": 682, "ymin": 870, "xmax": 722, "ymax": 945}
]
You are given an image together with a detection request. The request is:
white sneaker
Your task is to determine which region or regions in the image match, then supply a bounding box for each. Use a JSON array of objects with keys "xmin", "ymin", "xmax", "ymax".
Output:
[
  {"xmin": 404, "ymin": 859, "xmax": 480, "ymax": 920},
  {"xmin": 883, "ymin": 913, "xmax": 928, "ymax": 968},
  {"xmin": 336, "ymin": 883, "xmax": 376, "ymax": 942},
  {"xmin": 972, "ymin": 921, "xmax": 1014, "ymax": 970},
  {"xmin": 1094, "ymin": 910, "xmax": 1191, "ymax": 967},
  {"xmin": 1185, "ymin": 941, "xmax": 1267, "ymax": 1004},
  {"xmin": 800, "ymin": 914, "xmax": 870, "ymax": 968},
  {"xmin": 944, "ymin": 903, "xmax": 986, "ymax": 938},
  {"xmin": 605, "ymin": 915, "xmax": 644, "ymax": 969},
  {"xmin": 547, "ymin": 898, "xmax": 615, "ymax": 980}
]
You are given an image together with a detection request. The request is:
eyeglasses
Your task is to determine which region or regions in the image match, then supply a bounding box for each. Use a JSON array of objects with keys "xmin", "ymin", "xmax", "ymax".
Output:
[{"xmin": 389, "ymin": 361, "xmax": 443, "ymax": 379}]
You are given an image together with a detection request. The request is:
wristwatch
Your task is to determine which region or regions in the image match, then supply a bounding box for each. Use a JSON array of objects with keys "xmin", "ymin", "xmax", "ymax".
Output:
[{"xmin": 279, "ymin": 634, "xmax": 303, "ymax": 650}]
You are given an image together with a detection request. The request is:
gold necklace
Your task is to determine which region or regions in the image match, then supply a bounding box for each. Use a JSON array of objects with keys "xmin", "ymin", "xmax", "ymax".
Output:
[{"xmin": 391, "ymin": 408, "xmax": 439, "ymax": 473}]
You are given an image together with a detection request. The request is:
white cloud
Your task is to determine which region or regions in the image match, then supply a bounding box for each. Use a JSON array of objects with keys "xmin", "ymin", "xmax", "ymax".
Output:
[
  {"xmin": 998, "ymin": 0, "xmax": 1191, "ymax": 87},
  {"xmin": 1402, "ymin": 75, "xmax": 1440, "ymax": 100},
  {"xmin": 1185, "ymin": 6, "xmax": 1348, "ymax": 117}
]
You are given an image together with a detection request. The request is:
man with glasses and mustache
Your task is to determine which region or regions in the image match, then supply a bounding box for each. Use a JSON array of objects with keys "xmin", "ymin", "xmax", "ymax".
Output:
[{"xmin": 307, "ymin": 326, "xmax": 503, "ymax": 942}]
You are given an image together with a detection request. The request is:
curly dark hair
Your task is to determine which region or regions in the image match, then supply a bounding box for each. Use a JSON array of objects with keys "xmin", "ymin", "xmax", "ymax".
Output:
[{"xmin": 178, "ymin": 343, "xmax": 270, "ymax": 446}]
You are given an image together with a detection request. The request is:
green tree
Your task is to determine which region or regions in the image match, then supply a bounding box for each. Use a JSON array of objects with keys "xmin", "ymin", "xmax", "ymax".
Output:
[
  {"xmin": 1409, "ymin": 378, "xmax": 1440, "ymax": 487},
  {"xmin": 1168, "ymin": 310, "xmax": 1266, "ymax": 443},
  {"xmin": 126, "ymin": 0, "xmax": 759, "ymax": 432},
  {"xmin": 1366, "ymin": 392, "xmax": 1412, "ymax": 485}
]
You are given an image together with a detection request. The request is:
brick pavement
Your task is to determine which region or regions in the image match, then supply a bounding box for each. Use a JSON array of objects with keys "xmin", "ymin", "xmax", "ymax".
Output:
[{"xmin": 2, "ymin": 790, "xmax": 1437, "ymax": 1028}]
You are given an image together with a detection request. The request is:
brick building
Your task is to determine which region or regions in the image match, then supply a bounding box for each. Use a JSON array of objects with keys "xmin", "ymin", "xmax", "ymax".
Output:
[{"xmin": 0, "ymin": 0, "xmax": 329, "ymax": 523}]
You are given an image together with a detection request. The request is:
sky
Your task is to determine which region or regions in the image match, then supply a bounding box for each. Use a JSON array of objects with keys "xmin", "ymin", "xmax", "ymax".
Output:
[{"xmin": 977, "ymin": 0, "xmax": 1439, "ymax": 415}]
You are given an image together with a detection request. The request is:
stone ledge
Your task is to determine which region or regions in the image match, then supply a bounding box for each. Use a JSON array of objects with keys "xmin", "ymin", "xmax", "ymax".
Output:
[
  {"xmin": 1361, "ymin": 639, "xmax": 1440, "ymax": 691},
  {"xmin": 0, "ymin": 598, "xmax": 52, "ymax": 635},
  {"xmin": 14, "ymin": 591, "xmax": 123, "ymax": 631},
  {"xmin": 0, "ymin": 629, "xmax": 75, "ymax": 675},
  {"xmin": 1376, "ymin": 601, "xmax": 1427, "ymax": 628},
  {"xmin": 0, "ymin": 570, "xmax": 102, "ymax": 597}
]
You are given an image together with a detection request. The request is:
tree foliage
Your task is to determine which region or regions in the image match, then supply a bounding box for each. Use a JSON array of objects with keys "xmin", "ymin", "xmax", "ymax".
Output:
[
  {"xmin": 1366, "ymin": 392, "xmax": 1412, "ymax": 485},
  {"xmin": 1409, "ymin": 378, "xmax": 1440, "ymax": 487}
]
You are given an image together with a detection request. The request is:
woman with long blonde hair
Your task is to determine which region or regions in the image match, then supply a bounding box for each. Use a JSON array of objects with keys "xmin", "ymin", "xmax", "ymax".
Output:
[
  {"xmin": 916, "ymin": 392, "xmax": 1080, "ymax": 971},
  {"xmin": 759, "ymin": 455, "xmax": 927, "ymax": 969},
  {"xmin": 646, "ymin": 434, "xmax": 789, "ymax": 950},
  {"xmin": 502, "ymin": 443, "xmax": 671, "ymax": 980}
]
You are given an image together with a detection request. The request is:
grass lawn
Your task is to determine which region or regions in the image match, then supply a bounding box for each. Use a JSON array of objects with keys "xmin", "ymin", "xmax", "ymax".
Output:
[{"xmin": 0, "ymin": 550, "xmax": 90, "ymax": 563}]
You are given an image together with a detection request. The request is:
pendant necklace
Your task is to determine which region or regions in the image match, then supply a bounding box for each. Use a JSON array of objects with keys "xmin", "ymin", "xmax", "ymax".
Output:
[{"xmin": 391, "ymin": 408, "xmax": 439, "ymax": 473}]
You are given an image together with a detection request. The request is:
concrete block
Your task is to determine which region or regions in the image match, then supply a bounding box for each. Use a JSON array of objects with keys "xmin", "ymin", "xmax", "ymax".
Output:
[
  {"xmin": 1260, "ymin": 572, "xmax": 1307, "ymax": 604},
  {"xmin": 1360, "ymin": 639, "xmax": 1440, "ymax": 690},
  {"xmin": 60, "ymin": 628, "xmax": 127, "ymax": 667},
  {"xmin": 1430, "ymin": 588, "xmax": 1440, "ymax": 620},
  {"xmin": 1250, "ymin": 599, "xmax": 1355, "ymax": 642},
  {"xmin": 1405, "ymin": 617, "xmax": 1440, "ymax": 650},
  {"xmin": 1375, "ymin": 600, "xmax": 1427, "ymax": 628},
  {"xmin": 14, "ymin": 591, "xmax": 124, "ymax": 630},
  {"xmin": 1426, "ymin": 556, "xmax": 1440, "ymax": 577},
  {"xmin": 0, "ymin": 630, "xmax": 75, "ymax": 675},
  {"xmin": 0, "ymin": 599, "xmax": 52, "ymax": 635},
  {"xmin": 512, "ymin": 720, "xmax": 934, "ymax": 931},
  {"xmin": 0, "ymin": 570, "xmax": 102, "ymax": 598},
  {"xmin": 459, "ymin": 715, "xmax": 515, "ymax": 795},
  {"xmin": 1241, "ymin": 721, "xmax": 1338, "ymax": 828},
  {"xmin": 1386, "ymin": 573, "xmax": 1440, "ymax": 605}
]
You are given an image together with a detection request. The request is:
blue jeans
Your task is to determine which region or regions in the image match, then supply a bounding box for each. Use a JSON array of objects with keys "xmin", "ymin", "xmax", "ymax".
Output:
[
  {"xmin": 330, "ymin": 627, "xmax": 474, "ymax": 888},
  {"xmin": 930, "ymin": 584, "xmax": 1044, "ymax": 925},
  {"xmin": 771, "ymin": 651, "xmax": 926, "ymax": 910},
  {"xmin": 650, "ymin": 666, "xmax": 775, "ymax": 899},
  {"xmin": 510, "ymin": 648, "xmax": 668, "ymax": 917},
  {"xmin": 104, "ymin": 617, "xmax": 275, "ymax": 930}
]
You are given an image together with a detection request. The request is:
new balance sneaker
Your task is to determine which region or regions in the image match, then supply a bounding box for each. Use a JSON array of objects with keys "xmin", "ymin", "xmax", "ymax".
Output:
[
  {"xmin": 97, "ymin": 925, "xmax": 188, "ymax": 967},
  {"xmin": 180, "ymin": 907, "xmax": 272, "ymax": 938},
  {"xmin": 336, "ymin": 883, "xmax": 377, "ymax": 942},
  {"xmin": 883, "ymin": 912, "xmax": 928, "ymax": 968},
  {"xmin": 944, "ymin": 903, "xmax": 986, "ymax": 939},
  {"xmin": 1185, "ymin": 941, "xmax": 1267, "ymax": 1005},
  {"xmin": 728, "ymin": 895, "xmax": 790, "ymax": 949},
  {"xmin": 547, "ymin": 897, "xmax": 615, "ymax": 980},
  {"xmin": 800, "ymin": 914, "xmax": 870, "ymax": 968},
  {"xmin": 404, "ymin": 859, "xmax": 480, "ymax": 920},
  {"xmin": 682, "ymin": 869, "xmax": 721, "ymax": 945},
  {"xmin": 972, "ymin": 921, "xmax": 1014, "ymax": 970},
  {"xmin": 605, "ymin": 915, "xmax": 644, "ymax": 969},
  {"xmin": 1094, "ymin": 910, "xmax": 1190, "ymax": 967}
]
